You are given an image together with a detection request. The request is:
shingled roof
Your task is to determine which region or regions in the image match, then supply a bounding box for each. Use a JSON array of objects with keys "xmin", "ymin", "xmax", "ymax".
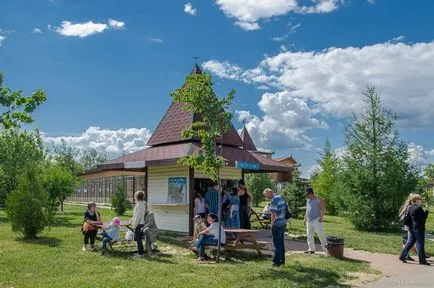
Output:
[
  {"xmin": 240, "ymin": 126, "xmax": 257, "ymax": 151},
  {"xmin": 147, "ymin": 64, "xmax": 244, "ymax": 147}
]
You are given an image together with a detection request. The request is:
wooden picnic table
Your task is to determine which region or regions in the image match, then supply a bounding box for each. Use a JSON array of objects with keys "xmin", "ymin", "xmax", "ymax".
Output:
[
  {"xmin": 249, "ymin": 210, "xmax": 271, "ymax": 229},
  {"xmin": 224, "ymin": 229, "xmax": 270, "ymax": 256}
]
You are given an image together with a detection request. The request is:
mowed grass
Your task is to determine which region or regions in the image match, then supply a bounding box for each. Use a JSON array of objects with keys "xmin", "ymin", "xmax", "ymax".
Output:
[
  {"xmin": 0, "ymin": 205, "xmax": 376, "ymax": 288},
  {"xmin": 252, "ymin": 204, "xmax": 434, "ymax": 255}
]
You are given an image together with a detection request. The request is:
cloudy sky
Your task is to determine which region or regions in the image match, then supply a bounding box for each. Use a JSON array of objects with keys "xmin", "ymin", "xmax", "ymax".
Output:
[{"xmin": 1, "ymin": 0, "xmax": 434, "ymax": 176}]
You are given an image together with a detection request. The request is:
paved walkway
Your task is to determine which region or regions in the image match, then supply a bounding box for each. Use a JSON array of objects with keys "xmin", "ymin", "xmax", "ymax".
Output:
[{"xmin": 254, "ymin": 230, "xmax": 434, "ymax": 287}]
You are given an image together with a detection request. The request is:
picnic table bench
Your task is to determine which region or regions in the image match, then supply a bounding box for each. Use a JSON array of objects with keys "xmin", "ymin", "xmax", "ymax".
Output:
[
  {"xmin": 95, "ymin": 221, "xmax": 135, "ymax": 251},
  {"xmin": 249, "ymin": 210, "xmax": 271, "ymax": 229},
  {"xmin": 224, "ymin": 229, "xmax": 270, "ymax": 256}
]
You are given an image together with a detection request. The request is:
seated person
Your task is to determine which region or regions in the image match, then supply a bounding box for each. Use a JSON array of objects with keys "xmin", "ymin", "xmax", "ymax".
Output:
[
  {"xmin": 195, "ymin": 213, "xmax": 226, "ymax": 262},
  {"xmin": 142, "ymin": 209, "xmax": 159, "ymax": 255},
  {"xmin": 191, "ymin": 215, "xmax": 208, "ymax": 246},
  {"xmin": 101, "ymin": 217, "xmax": 121, "ymax": 255},
  {"xmin": 262, "ymin": 202, "xmax": 271, "ymax": 220}
]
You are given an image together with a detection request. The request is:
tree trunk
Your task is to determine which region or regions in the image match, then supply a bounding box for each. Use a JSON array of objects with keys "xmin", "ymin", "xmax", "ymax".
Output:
[
  {"xmin": 61, "ymin": 201, "xmax": 64, "ymax": 212},
  {"xmin": 216, "ymin": 172, "xmax": 222, "ymax": 263}
]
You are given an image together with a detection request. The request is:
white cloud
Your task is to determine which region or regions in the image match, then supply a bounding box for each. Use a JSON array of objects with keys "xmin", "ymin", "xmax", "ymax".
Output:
[
  {"xmin": 54, "ymin": 21, "xmax": 108, "ymax": 38},
  {"xmin": 0, "ymin": 35, "xmax": 5, "ymax": 46},
  {"xmin": 367, "ymin": 0, "xmax": 376, "ymax": 4},
  {"xmin": 235, "ymin": 91, "xmax": 328, "ymax": 150},
  {"xmin": 32, "ymin": 28, "xmax": 43, "ymax": 34},
  {"xmin": 272, "ymin": 22, "xmax": 301, "ymax": 42},
  {"xmin": 53, "ymin": 19, "xmax": 125, "ymax": 38},
  {"xmin": 184, "ymin": 2, "xmax": 197, "ymax": 16},
  {"xmin": 203, "ymin": 40, "xmax": 434, "ymax": 128},
  {"xmin": 426, "ymin": 149, "xmax": 434, "ymax": 156},
  {"xmin": 391, "ymin": 35, "xmax": 405, "ymax": 42},
  {"xmin": 108, "ymin": 19, "xmax": 125, "ymax": 30},
  {"xmin": 216, "ymin": 0, "xmax": 341, "ymax": 30},
  {"xmin": 43, "ymin": 126, "xmax": 152, "ymax": 159},
  {"xmin": 234, "ymin": 21, "xmax": 261, "ymax": 31},
  {"xmin": 148, "ymin": 38, "xmax": 164, "ymax": 44},
  {"xmin": 279, "ymin": 45, "xmax": 288, "ymax": 52}
]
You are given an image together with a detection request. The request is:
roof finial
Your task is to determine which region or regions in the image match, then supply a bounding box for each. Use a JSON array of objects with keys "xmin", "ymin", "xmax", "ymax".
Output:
[{"xmin": 191, "ymin": 55, "xmax": 202, "ymax": 74}]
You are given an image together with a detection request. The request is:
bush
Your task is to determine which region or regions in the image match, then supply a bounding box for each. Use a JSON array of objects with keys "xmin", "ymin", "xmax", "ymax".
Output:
[
  {"xmin": 6, "ymin": 164, "xmax": 51, "ymax": 238},
  {"xmin": 245, "ymin": 173, "xmax": 275, "ymax": 207},
  {"xmin": 111, "ymin": 182, "xmax": 132, "ymax": 216}
]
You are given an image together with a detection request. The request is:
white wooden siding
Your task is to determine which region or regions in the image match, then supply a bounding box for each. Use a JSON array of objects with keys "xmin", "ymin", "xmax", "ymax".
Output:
[
  {"xmin": 147, "ymin": 165, "xmax": 190, "ymax": 233},
  {"xmin": 194, "ymin": 166, "xmax": 241, "ymax": 180}
]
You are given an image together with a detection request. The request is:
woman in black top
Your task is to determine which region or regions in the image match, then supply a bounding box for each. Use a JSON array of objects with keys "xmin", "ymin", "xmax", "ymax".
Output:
[
  {"xmin": 238, "ymin": 179, "xmax": 253, "ymax": 230},
  {"xmin": 399, "ymin": 194, "xmax": 430, "ymax": 265},
  {"xmin": 82, "ymin": 202, "xmax": 101, "ymax": 251}
]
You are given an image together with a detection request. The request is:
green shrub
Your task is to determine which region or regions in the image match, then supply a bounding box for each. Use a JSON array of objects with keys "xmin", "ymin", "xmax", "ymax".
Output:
[
  {"xmin": 111, "ymin": 182, "xmax": 132, "ymax": 216},
  {"xmin": 245, "ymin": 173, "xmax": 275, "ymax": 207},
  {"xmin": 6, "ymin": 164, "xmax": 51, "ymax": 238}
]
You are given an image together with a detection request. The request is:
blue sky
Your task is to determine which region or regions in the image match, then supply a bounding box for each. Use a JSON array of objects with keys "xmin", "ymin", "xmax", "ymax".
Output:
[{"xmin": 1, "ymin": 0, "xmax": 434, "ymax": 176}]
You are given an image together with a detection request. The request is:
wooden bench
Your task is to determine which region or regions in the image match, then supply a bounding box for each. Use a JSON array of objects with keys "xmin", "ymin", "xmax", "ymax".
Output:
[
  {"xmin": 249, "ymin": 210, "xmax": 271, "ymax": 229},
  {"xmin": 224, "ymin": 229, "xmax": 270, "ymax": 256}
]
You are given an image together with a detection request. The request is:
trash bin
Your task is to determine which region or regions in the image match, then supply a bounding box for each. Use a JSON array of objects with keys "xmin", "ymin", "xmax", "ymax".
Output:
[
  {"xmin": 402, "ymin": 235, "xmax": 416, "ymax": 252},
  {"xmin": 326, "ymin": 236, "xmax": 344, "ymax": 258}
]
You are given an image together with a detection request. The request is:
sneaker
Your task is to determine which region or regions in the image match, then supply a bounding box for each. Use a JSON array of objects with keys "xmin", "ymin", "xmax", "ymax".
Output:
[
  {"xmin": 404, "ymin": 256, "xmax": 415, "ymax": 261},
  {"xmin": 90, "ymin": 245, "xmax": 97, "ymax": 251},
  {"xmin": 197, "ymin": 257, "xmax": 205, "ymax": 262},
  {"xmin": 133, "ymin": 253, "xmax": 144, "ymax": 258},
  {"xmin": 101, "ymin": 251, "xmax": 106, "ymax": 256},
  {"xmin": 420, "ymin": 262, "xmax": 431, "ymax": 266},
  {"xmin": 304, "ymin": 251, "xmax": 315, "ymax": 254},
  {"xmin": 82, "ymin": 245, "xmax": 88, "ymax": 251},
  {"xmin": 399, "ymin": 257, "xmax": 407, "ymax": 263},
  {"xmin": 272, "ymin": 262, "xmax": 280, "ymax": 267}
]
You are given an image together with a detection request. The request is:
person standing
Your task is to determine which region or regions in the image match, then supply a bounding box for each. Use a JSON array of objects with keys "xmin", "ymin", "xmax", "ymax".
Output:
[
  {"xmin": 194, "ymin": 192, "xmax": 206, "ymax": 218},
  {"xmin": 304, "ymin": 187, "xmax": 327, "ymax": 254},
  {"xmin": 238, "ymin": 179, "xmax": 253, "ymax": 229},
  {"xmin": 229, "ymin": 188, "xmax": 240, "ymax": 229},
  {"xmin": 264, "ymin": 188, "xmax": 287, "ymax": 267},
  {"xmin": 205, "ymin": 183, "xmax": 219, "ymax": 215},
  {"xmin": 399, "ymin": 194, "xmax": 430, "ymax": 265},
  {"xmin": 82, "ymin": 202, "xmax": 101, "ymax": 251},
  {"xmin": 131, "ymin": 190, "xmax": 147, "ymax": 257}
]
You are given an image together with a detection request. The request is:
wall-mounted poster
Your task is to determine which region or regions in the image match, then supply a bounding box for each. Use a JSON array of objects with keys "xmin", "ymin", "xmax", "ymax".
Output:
[{"xmin": 168, "ymin": 177, "xmax": 187, "ymax": 204}]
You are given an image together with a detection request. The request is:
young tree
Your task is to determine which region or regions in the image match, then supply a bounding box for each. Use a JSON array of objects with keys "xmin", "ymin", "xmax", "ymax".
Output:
[
  {"xmin": 51, "ymin": 140, "xmax": 82, "ymax": 175},
  {"xmin": 310, "ymin": 139, "xmax": 345, "ymax": 215},
  {"xmin": 0, "ymin": 129, "xmax": 45, "ymax": 207},
  {"xmin": 42, "ymin": 162, "xmax": 80, "ymax": 213},
  {"xmin": 343, "ymin": 87, "xmax": 418, "ymax": 231},
  {"xmin": 111, "ymin": 182, "xmax": 132, "ymax": 216},
  {"xmin": 6, "ymin": 164, "xmax": 51, "ymax": 238},
  {"xmin": 80, "ymin": 148, "xmax": 107, "ymax": 170},
  {"xmin": 246, "ymin": 173, "xmax": 275, "ymax": 207},
  {"xmin": 0, "ymin": 72, "xmax": 47, "ymax": 129},
  {"xmin": 281, "ymin": 165, "xmax": 306, "ymax": 219},
  {"xmin": 170, "ymin": 68, "xmax": 234, "ymax": 262}
]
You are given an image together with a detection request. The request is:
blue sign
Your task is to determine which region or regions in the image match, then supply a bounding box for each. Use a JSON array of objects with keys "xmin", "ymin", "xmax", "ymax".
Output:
[
  {"xmin": 168, "ymin": 177, "xmax": 187, "ymax": 204},
  {"xmin": 235, "ymin": 161, "xmax": 260, "ymax": 171}
]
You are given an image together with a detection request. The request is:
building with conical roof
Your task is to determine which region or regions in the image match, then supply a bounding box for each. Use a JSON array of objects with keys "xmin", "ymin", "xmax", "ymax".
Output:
[{"xmin": 72, "ymin": 64, "xmax": 293, "ymax": 234}]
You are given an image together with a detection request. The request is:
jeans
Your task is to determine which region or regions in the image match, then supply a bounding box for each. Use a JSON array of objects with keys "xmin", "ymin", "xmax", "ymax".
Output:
[
  {"xmin": 404, "ymin": 230, "xmax": 421, "ymax": 258},
  {"xmin": 135, "ymin": 225, "xmax": 144, "ymax": 255},
  {"xmin": 239, "ymin": 205, "xmax": 251, "ymax": 229},
  {"xmin": 101, "ymin": 232, "xmax": 112, "ymax": 252},
  {"xmin": 307, "ymin": 219, "xmax": 327, "ymax": 252},
  {"xmin": 230, "ymin": 210, "xmax": 240, "ymax": 229},
  {"xmin": 195, "ymin": 234, "xmax": 218, "ymax": 258},
  {"xmin": 83, "ymin": 230, "xmax": 97, "ymax": 245},
  {"xmin": 400, "ymin": 229, "xmax": 427, "ymax": 264},
  {"xmin": 272, "ymin": 224, "xmax": 286, "ymax": 266}
]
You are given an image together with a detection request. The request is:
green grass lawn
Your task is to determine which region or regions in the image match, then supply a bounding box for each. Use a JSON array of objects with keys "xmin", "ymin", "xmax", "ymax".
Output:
[
  {"xmin": 252, "ymin": 203, "xmax": 434, "ymax": 255},
  {"xmin": 0, "ymin": 205, "xmax": 377, "ymax": 288}
]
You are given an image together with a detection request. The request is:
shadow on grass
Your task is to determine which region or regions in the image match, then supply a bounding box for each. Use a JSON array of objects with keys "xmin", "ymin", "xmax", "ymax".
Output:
[
  {"xmin": 254, "ymin": 266, "xmax": 351, "ymax": 288},
  {"xmin": 17, "ymin": 236, "xmax": 62, "ymax": 247},
  {"xmin": 0, "ymin": 215, "xmax": 9, "ymax": 224},
  {"xmin": 107, "ymin": 251, "xmax": 177, "ymax": 264}
]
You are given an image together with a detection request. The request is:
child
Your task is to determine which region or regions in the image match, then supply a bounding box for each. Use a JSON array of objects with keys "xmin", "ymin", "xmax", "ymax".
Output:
[
  {"xmin": 82, "ymin": 202, "xmax": 101, "ymax": 251},
  {"xmin": 101, "ymin": 217, "xmax": 121, "ymax": 255},
  {"xmin": 195, "ymin": 213, "xmax": 226, "ymax": 262}
]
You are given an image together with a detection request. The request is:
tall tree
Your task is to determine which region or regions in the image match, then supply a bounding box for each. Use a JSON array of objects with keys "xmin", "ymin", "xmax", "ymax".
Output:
[
  {"xmin": 282, "ymin": 165, "xmax": 306, "ymax": 219},
  {"xmin": 0, "ymin": 72, "xmax": 47, "ymax": 129},
  {"xmin": 310, "ymin": 138, "xmax": 345, "ymax": 215},
  {"xmin": 170, "ymin": 69, "xmax": 234, "ymax": 262},
  {"xmin": 343, "ymin": 87, "xmax": 418, "ymax": 231},
  {"xmin": 0, "ymin": 129, "xmax": 45, "ymax": 207},
  {"xmin": 80, "ymin": 148, "xmax": 107, "ymax": 170},
  {"xmin": 246, "ymin": 173, "xmax": 275, "ymax": 207}
]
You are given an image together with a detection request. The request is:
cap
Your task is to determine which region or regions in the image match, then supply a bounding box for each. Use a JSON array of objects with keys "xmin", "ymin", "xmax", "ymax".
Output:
[{"xmin": 306, "ymin": 188, "xmax": 314, "ymax": 195}]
